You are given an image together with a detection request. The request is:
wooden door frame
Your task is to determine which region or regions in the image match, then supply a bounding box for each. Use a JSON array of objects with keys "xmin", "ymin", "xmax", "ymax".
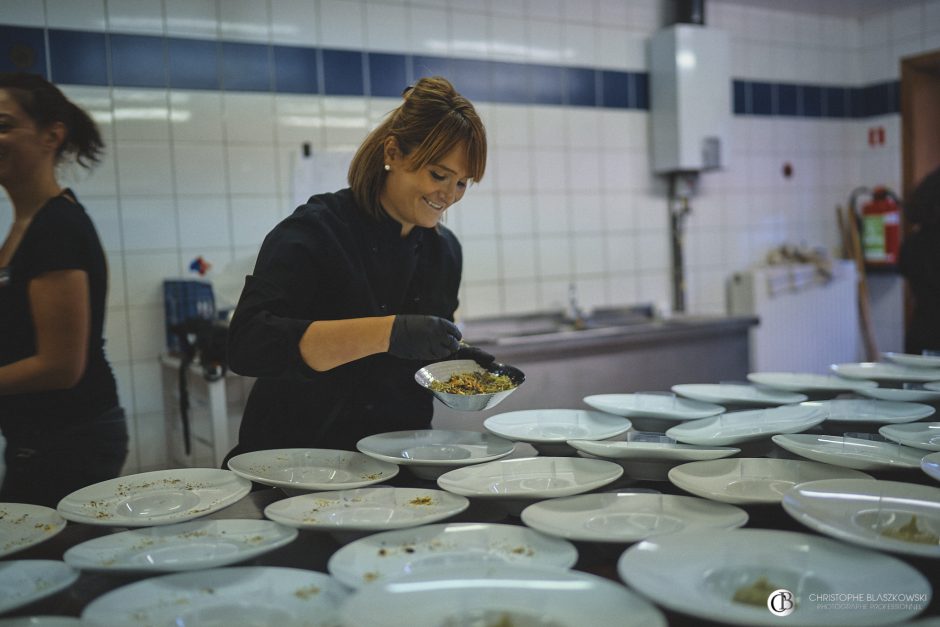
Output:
[{"xmin": 899, "ymin": 50, "xmax": 940, "ymax": 334}]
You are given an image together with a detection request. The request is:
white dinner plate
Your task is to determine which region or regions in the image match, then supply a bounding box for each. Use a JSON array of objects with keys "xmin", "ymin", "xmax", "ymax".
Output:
[
  {"xmin": 0, "ymin": 618, "xmax": 85, "ymax": 626},
  {"xmin": 483, "ymin": 409, "xmax": 631, "ymax": 444},
  {"xmin": 0, "ymin": 560, "xmax": 79, "ymax": 614},
  {"xmin": 747, "ymin": 371, "xmax": 877, "ymax": 393},
  {"xmin": 263, "ymin": 487, "xmax": 469, "ymax": 532},
  {"xmin": 582, "ymin": 393, "xmax": 724, "ymax": 420},
  {"xmin": 437, "ymin": 457, "xmax": 623, "ymax": 500},
  {"xmin": 782, "ymin": 478, "xmax": 940, "ymax": 559},
  {"xmin": 356, "ymin": 430, "xmax": 515, "ymax": 467},
  {"xmin": 618, "ymin": 528, "xmax": 931, "ymax": 626},
  {"xmin": 672, "ymin": 383, "xmax": 807, "ymax": 406},
  {"xmin": 0, "ymin": 503, "xmax": 66, "ymax": 558},
  {"xmin": 520, "ymin": 492, "xmax": 748, "ymax": 543},
  {"xmin": 665, "ymin": 404, "xmax": 827, "ymax": 446},
  {"xmin": 567, "ymin": 439, "xmax": 740, "ymax": 462},
  {"xmin": 56, "ymin": 468, "xmax": 251, "ymax": 527},
  {"xmin": 832, "ymin": 362, "xmax": 940, "ymax": 383},
  {"xmin": 668, "ymin": 458, "xmax": 873, "ymax": 504},
  {"xmin": 340, "ymin": 563, "xmax": 667, "ymax": 627},
  {"xmin": 927, "ymin": 382, "xmax": 940, "ymax": 392},
  {"xmin": 804, "ymin": 399, "xmax": 935, "ymax": 424},
  {"xmin": 921, "ymin": 452, "xmax": 940, "ymax": 482},
  {"xmin": 879, "ymin": 422, "xmax": 940, "ymax": 452},
  {"xmin": 884, "ymin": 352, "xmax": 940, "ymax": 369},
  {"xmin": 772, "ymin": 434, "xmax": 927, "ymax": 470},
  {"xmin": 857, "ymin": 386, "xmax": 940, "ymax": 402},
  {"xmin": 227, "ymin": 448, "xmax": 399, "ymax": 492},
  {"xmin": 62, "ymin": 519, "xmax": 298, "ymax": 573},
  {"xmin": 81, "ymin": 566, "xmax": 348, "ymax": 627},
  {"xmin": 327, "ymin": 522, "xmax": 577, "ymax": 589}
]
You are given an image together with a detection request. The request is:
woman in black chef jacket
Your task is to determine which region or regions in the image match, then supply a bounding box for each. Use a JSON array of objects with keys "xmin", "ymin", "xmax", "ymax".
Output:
[
  {"xmin": 899, "ymin": 165, "xmax": 940, "ymax": 354},
  {"xmin": 224, "ymin": 77, "xmax": 492, "ymax": 461},
  {"xmin": 0, "ymin": 73, "xmax": 127, "ymax": 507}
]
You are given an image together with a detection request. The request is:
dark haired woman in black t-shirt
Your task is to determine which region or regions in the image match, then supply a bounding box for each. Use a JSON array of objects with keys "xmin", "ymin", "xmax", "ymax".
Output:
[{"xmin": 0, "ymin": 73, "xmax": 127, "ymax": 507}]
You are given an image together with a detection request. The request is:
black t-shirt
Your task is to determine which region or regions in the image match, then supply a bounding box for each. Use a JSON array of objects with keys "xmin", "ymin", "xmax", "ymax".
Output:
[
  {"xmin": 0, "ymin": 191, "xmax": 118, "ymax": 434},
  {"xmin": 225, "ymin": 188, "xmax": 462, "ymax": 456},
  {"xmin": 899, "ymin": 224, "xmax": 940, "ymax": 353}
]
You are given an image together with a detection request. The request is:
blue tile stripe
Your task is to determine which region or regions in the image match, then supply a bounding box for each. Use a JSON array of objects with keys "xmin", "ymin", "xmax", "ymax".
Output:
[{"xmin": 0, "ymin": 24, "xmax": 899, "ymax": 117}]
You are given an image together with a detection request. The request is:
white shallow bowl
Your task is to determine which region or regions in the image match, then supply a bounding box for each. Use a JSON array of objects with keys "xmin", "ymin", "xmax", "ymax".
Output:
[
  {"xmin": 921, "ymin": 452, "xmax": 940, "ymax": 482},
  {"xmin": 772, "ymin": 434, "xmax": 928, "ymax": 470},
  {"xmin": 327, "ymin": 522, "xmax": 578, "ymax": 589},
  {"xmin": 484, "ymin": 409, "xmax": 631, "ymax": 445},
  {"xmin": 63, "ymin": 519, "xmax": 298, "ymax": 573},
  {"xmin": 415, "ymin": 359, "xmax": 524, "ymax": 411},
  {"xmin": 340, "ymin": 563, "xmax": 667, "ymax": 627},
  {"xmin": 583, "ymin": 393, "xmax": 724, "ymax": 420},
  {"xmin": 520, "ymin": 492, "xmax": 748, "ymax": 543},
  {"xmin": 81, "ymin": 566, "xmax": 348, "ymax": 627},
  {"xmin": 437, "ymin": 456, "xmax": 623, "ymax": 500},
  {"xmin": 857, "ymin": 386, "xmax": 940, "ymax": 402},
  {"xmin": 665, "ymin": 404, "xmax": 827, "ymax": 446},
  {"xmin": 263, "ymin": 486, "xmax": 469, "ymax": 532},
  {"xmin": 567, "ymin": 438, "xmax": 740, "ymax": 462},
  {"xmin": 56, "ymin": 468, "xmax": 251, "ymax": 527},
  {"xmin": 357, "ymin": 430, "xmax": 515, "ymax": 480},
  {"xmin": 618, "ymin": 528, "xmax": 931, "ymax": 626},
  {"xmin": 0, "ymin": 503, "xmax": 66, "ymax": 558},
  {"xmin": 672, "ymin": 383, "xmax": 807, "ymax": 406},
  {"xmin": 747, "ymin": 371, "xmax": 877, "ymax": 393},
  {"xmin": 0, "ymin": 560, "xmax": 79, "ymax": 614},
  {"xmin": 805, "ymin": 399, "xmax": 935, "ymax": 424},
  {"xmin": 884, "ymin": 352, "xmax": 940, "ymax": 369},
  {"xmin": 227, "ymin": 448, "xmax": 399, "ymax": 492},
  {"xmin": 879, "ymin": 422, "xmax": 940, "ymax": 452},
  {"xmin": 832, "ymin": 362, "xmax": 940, "ymax": 383},
  {"xmin": 668, "ymin": 458, "xmax": 873, "ymax": 505},
  {"xmin": 782, "ymin": 478, "xmax": 940, "ymax": 559}
]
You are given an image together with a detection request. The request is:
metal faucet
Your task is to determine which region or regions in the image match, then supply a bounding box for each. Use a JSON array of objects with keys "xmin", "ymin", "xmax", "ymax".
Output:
[{"xmin": 567, "ymin": 282, "xmax": 587, "ymax": 330}]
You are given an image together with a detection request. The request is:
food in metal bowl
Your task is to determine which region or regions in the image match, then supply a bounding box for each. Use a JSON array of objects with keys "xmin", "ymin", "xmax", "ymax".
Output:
[{"xmin": 429, "ymin": 371, "xmax": 516, "ymax": 395}]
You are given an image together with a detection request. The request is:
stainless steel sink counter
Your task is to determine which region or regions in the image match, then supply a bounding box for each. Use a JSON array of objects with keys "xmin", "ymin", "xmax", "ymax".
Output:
[{"xmin": 434, "ymin": 312, "xmax": 759, "ymax": 430}]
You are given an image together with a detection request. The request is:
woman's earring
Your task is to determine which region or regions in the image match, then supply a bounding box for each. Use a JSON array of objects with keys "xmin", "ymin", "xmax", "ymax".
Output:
[{"xmin": 384, "ymin": 164, "xmax": 391, "ymax": 171}]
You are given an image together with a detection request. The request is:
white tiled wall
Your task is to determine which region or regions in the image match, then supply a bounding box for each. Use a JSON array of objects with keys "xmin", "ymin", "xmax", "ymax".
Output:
[{"xmin": 2, "ymin": 0, "xmax": 938, "ymax": 473}]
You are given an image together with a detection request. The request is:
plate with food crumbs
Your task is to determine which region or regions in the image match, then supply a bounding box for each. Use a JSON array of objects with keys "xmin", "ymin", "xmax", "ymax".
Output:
[
  {"xmin": 618, "ymin": 528, "xmax": 931, "ymax": 626},
  {"xmin": 520, "ymin": 492, "xmax": 748, "ymax": 543},
  {"xmin": 782, "ymin": 479, "xmax": 940, "ymax": 559},
  {"xmin": 227, "ymin": 448, "xmax": 399, "ymax": 493},
  {"xmin": 81, "ymin": 566, "xmax": 348, "ymax": 626},
  {"xmin": 56, "ymin": 468, "xmax": 251, "ymax": 527},
  {"xmin": 416, "ymin": 359, "xmax": 525, "ymax": 411},
  {"xmin": 263, "ymin": 487, "xmax": 469, "ymax": 532},
  {"xmin": 327, "ymin": 522, "xmax": 577, "ymax": 589},
  {"xmin": 63, "ymin": 519, "xmax": 298, "ymax": 573},
  {"xmin": 0, "ymin": 503, "xmax": 67, "ymax": 558},
  {"xmin": 341, "ymin": 563, "xmax": 665, "ymax": 627},
  {"xmin": 0, "ymin": 560, "xmax": 79, "ymax": 614}
]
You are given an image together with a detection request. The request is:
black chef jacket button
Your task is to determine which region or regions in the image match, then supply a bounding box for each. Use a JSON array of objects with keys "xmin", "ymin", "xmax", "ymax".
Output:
[
  {"xmin": 371, "ymin": 246, "xmax": 378, "ymax": 253},
  {"xmin": 379, "ymin": 304, "xmax": 387, "ymax": 312},
  {"xmin": 413, "ymin": 296, "xmax": 420, "ymax": 303}
]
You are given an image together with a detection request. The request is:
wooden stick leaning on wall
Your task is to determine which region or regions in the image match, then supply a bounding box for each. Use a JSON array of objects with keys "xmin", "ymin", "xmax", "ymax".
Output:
[{"xmin": 837, "ymin": 205, "xmax": 879, "ymax": 361}]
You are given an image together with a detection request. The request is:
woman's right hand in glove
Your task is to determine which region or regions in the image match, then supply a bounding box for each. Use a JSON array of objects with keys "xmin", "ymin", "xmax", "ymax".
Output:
[{"xmin": 388, "ymin": 315, "xmax": 462, "ymax": 360}]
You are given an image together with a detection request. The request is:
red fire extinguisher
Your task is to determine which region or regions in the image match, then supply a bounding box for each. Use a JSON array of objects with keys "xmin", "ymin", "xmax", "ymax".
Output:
[{"xmin": 857, "ymin": 186, "xmax": 901, "ymax": 266}]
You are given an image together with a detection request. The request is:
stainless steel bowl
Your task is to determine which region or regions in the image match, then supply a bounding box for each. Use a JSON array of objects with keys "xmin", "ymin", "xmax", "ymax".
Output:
[{"xmin": 415, "ymin": 359, "xmax": 525, "ymax": 411}]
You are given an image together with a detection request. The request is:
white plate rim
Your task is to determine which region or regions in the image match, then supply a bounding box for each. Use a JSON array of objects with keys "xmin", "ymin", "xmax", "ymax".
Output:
[
  {"xmin": 62, "ymin": 519, "xmax": 298, "ymax": 573},
  {"xmin": 665, "ymin": 405, "xmax": 826, "ymax": 446},
  {"xmin": 55, "ymin": 469, "xmax": 251, "ymax": 527},
  {"xmin": 802, "ymin": 399, "xmax": 936, "ymax": 424},
  {"xmin": 879, "ymin": 422, "xmax": 940, "ymax": 452},
  {"xmin": 226, "ymin": 448, "xmax": 399, "ymax": 490},
  {"xmin": 436, "ymin": 456, "xmax": 624, "ymax": 499},
  {"xmin": 672, "ymin": 383, "xmax": 808, "ymax": 405},
  {"xmin": 356, "ymin": 430, "xmax": 516, "ymax": 467},
  {"xmin": 566, "ymin": 439, "xmax": 740, "ymax": 461},
  {"xmin": 326, "ymin": 521, "xmax": 578, "ymax": 589},
  {"xmin": 884, "ymin": 352, "xmax": 940, "ymax": 369},
  {"xmin": 520, "ymin": 492, "xmax": 748, "ymax": 543},
  {"xmin": 747, "ymin": 371, "xmax": 877, "ymax": 392},
  {"xmin": 831, "ymin": 362, "xmax": 940, "ymax": 383},
  {"xmin": 483, "ymin": 409, "xmax": 632, "ymax": 443},
  {"xmin": 0, "ymin": 560, "xmax": 79, "ymax": 614},
  {"xmin": 582, "ymin": 394, "xmax": 725, "ymax": 420},
  {"xmin": 263, "ymin": 487, "xmax": 470, "ymax": 531},
  {"xmin": 0, "ymin": 503, "xmax": 67, "ymax": 559},
  {"xmin": 771, "ymin": 434, "xmax": 926, "ymax": 470}
]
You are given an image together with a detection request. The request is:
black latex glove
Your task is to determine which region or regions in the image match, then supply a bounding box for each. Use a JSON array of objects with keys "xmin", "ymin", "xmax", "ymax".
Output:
[
  {"xmin": 388, "ymin": 315, "xmax": 461, "ymax": 360},
  {"xmin": 454, "ymin": 343, "xmax": 496, "ymax": 367}
]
